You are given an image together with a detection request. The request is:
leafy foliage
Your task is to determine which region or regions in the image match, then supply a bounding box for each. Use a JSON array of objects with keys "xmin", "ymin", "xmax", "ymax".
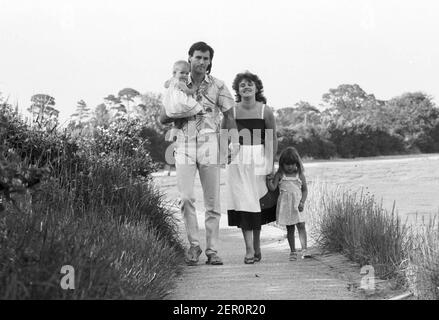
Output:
[{"xmin": 275, "ymin": 85, "xmax": 439, "ymax": 158}]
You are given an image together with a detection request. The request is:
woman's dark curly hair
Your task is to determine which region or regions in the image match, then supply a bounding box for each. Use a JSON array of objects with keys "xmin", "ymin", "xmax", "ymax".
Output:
[{"xmin": 232, "ymin": 71, "xmax": 267, "ymax": 104}]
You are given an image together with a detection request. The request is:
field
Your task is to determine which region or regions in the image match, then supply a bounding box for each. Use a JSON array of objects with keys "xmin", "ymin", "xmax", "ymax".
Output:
[
  {"xmin": 155, "ymin": 153, "xmax": 439, "ymax": 225},
  {"xmin": 304, "ymin": 153, "xmax": 439, "ymax": 224}
]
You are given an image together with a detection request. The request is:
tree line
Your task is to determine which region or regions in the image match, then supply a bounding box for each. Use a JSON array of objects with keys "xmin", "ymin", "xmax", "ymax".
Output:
[{"xmin": 5, "ymin": 82, "xmax": 439, "ymax": 164}]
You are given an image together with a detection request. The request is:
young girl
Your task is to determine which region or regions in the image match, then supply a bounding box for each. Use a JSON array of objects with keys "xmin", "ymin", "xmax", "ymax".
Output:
[{"xmin": 266, "ymin": 147, "xmax": 311, "ymax": 261}]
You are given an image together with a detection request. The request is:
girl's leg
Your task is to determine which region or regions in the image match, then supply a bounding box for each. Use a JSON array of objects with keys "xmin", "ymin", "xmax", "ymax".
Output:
[
  {"xmin": 296, "ymin": 223, "xmax": 307, "ymax": 250},
  {"xmin": 241, "ymin": 229, "xmax": 255, "ymax": 259},
  {"xmin": 286, "ymin": 225, "xmax": 296, "ymax": 252}
]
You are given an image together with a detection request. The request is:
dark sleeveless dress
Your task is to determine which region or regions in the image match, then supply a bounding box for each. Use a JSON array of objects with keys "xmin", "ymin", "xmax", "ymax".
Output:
[{"xmin": 226, "ymin": 106, "xmax": 276, "ymax": 230}]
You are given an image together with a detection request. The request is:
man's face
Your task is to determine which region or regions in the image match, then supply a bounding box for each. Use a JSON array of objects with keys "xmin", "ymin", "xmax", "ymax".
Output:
[{"xmin": 189, "ymin": 50, "xmax": 211, "ymax": 75}]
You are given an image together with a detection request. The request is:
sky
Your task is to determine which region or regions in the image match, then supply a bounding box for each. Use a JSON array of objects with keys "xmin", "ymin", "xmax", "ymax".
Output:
[{"xmin": 1, "ymin": 0, "xmax": 439, "ymax": 122}]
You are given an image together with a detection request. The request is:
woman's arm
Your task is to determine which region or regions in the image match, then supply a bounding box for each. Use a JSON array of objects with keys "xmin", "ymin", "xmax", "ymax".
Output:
[
  {"xmin": 298, "ymin": 172, "xmax": 308, "ymax": 212},
  {"xmin": 264, "ymin": 105, "xmax": 278, "ymax": 173}
]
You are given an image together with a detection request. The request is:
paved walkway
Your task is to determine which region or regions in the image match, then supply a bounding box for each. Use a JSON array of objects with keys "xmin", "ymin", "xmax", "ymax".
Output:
[{"xmin": 154, "ymin": 172, "xmax": 370, "ymax": 300}]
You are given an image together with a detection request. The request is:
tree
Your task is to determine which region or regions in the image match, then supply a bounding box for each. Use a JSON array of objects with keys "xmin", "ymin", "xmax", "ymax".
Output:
[
  {"xmin": 321, "ymin": 84, "xmax": 385, "ymax": 125},
  {"xmin": 27, "ymin": 94, "xmax": 59, "ymax": 130},
  {"xmin": 137, "ymin": 92, "xmax": 167, "ymax": 134},
  {"xmin": 104, "ymin": 94, "xmax": 126, "ymax": 120},
  {"xmin": 384, "ymin": 92, "xmax": 439, "ymax": 151},
  {"xmin": 93, "ymin": 103, "xmax": 110, "ymax": 128},
  {"xmin": 275, "ymin": 107, "xmax": 296, "ymax": 128},
  {"xmin": 275, "ymin": 101, "xmax": 321, "ymax": 128},
  {"xmin": 118, "ymin": 88, "xmax": 140, "ymax": 115},
  {"xmin": 70, "ymin": 99, "xmax": 91, "ymax": 128}
]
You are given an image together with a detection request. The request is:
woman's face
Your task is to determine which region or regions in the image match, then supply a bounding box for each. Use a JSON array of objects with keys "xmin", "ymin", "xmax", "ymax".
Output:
[{"xmin": 238, "ymin": 79, "xmax": 257, "ymax": 99}]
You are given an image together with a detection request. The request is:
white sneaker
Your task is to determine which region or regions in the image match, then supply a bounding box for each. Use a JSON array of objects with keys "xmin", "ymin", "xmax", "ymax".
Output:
[{"xmin": 301, "ymin": 249, "xmax": 312, "ymax": 259}]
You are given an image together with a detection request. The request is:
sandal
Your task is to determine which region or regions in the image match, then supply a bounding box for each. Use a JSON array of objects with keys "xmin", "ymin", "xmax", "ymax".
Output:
[
  {"xmin": 254, "ymin": 252, "xmax": 262, "ymax": 262},
  {"xmin": 244, "ymin": 257, "xmax": 255, "ymax": 264},
  {"xmin": 289, "ymin": 252, "xmax": 297, "ymax": 261},
  {"xmin": 206, "ymin": 253, "xmax": 223, "ymax": 265}
]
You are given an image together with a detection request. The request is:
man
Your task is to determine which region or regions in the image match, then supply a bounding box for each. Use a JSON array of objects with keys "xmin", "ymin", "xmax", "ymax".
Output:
[{"xmin": 160, "ymin": 41, "xmax": 237, "ymax": 265}]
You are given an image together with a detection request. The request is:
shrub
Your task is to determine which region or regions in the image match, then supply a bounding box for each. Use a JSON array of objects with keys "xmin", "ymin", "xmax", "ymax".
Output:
[
  {"xmin": 406, "ymin": 217, "xmax": 439, "ymax": 299},
  {"xmin": 309, "ymin": 183, "xmax": 408, "ymax": 280},
  {"xmin": 1, "ymin": 105, "xmax": 184, "ymax": 299}
]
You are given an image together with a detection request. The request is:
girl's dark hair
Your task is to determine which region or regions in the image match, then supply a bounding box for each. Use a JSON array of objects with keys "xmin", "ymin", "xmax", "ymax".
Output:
[
  {"xmin": 232, "ymin": 71, "xmax": 267, "ymax": 104},
  {"xmin": 278, "ymin": 147, "xmax": 304, "ymax": 175},
  {"xmin": 188, "ymin": 41, "xmax": 214, "ymax": 74}
]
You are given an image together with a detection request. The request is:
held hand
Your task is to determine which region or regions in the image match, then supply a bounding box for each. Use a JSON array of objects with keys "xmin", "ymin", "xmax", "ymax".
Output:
[{"xmin": 226, "ymin": 143, "xmax": 240, "ymax": 164}]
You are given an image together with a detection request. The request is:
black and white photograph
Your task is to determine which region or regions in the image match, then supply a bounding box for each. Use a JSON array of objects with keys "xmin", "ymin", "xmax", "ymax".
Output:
[{"xmin": 1, "ymin": 0, "xmax": 438, "ymax": 307}]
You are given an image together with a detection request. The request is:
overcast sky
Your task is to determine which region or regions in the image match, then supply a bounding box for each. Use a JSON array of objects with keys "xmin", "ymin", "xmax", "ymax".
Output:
[{"xmin": 1, "ymin": 0, "xmax": 439, "ymax": 122}]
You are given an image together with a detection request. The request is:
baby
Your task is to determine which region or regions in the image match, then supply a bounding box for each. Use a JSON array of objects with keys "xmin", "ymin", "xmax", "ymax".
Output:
[{"xmin": 162, "ymin": 60, "xmax": 204, "ymax": 118}]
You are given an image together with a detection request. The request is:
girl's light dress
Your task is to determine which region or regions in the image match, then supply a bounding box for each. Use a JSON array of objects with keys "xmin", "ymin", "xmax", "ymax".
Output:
[{"xmin": 276, "ymin": 174, "xmax": 305, "ymax": 226}]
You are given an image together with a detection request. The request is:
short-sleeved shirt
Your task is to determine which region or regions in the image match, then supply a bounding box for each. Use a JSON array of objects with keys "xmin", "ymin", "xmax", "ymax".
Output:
[{"xmin": 183, "ymin": 74, "xmax": 234, "ymax": 135}]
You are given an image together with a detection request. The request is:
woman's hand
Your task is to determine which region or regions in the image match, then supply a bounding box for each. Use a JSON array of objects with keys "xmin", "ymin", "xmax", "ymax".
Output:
[{"xmin": 298, "ymin": 201, "xmax": 304, "ymax": 212}]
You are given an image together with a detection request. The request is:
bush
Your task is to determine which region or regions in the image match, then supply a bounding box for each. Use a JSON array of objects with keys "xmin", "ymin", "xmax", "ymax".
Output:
[
  {"xmin": 406, "ymin": 217, "xmax": 439, "ymax": 299},
  {"xmin": 307, "ymin": 182, "xmax": 439, "ymax": 299},
  {"xmin": 277, "ymin": 126, "xmax": 336, "ymax": 159},
  {"xmin": 309, "ymin": 183, "xmax": 408, "ymax": 280},
  {"xmin": 1, "ymin": 105, "xmax": 184, "ymax": 299},
  {"xmin": 327, "ymin": 123, "xmax": 406, "ymax": 158}
]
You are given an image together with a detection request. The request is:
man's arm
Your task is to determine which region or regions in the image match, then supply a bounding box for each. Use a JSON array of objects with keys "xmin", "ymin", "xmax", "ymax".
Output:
[
  {"xmin": 159, "ymin": 104, "xmax": 173, "ymax": 124},
  {"xmin": 162, "ymin": 82, "xmax": 203, "ymax": 122},
  {"xmin": 218, "ymin": 82, "xmax": 236, "ymax": 130},
  {"xmin": 221, "ymin": 107, "xmax": 237, "ymax": 130}
]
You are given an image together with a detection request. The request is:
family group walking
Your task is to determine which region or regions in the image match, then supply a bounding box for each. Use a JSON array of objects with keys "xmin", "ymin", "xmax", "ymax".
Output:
[{"xmin": 159, "ymin": 41, "xmax": 311, "ymax": 266}]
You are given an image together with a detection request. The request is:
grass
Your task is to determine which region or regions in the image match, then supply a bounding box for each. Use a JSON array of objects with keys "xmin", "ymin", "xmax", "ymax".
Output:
[
  {"xmin": 306, "ymin": 181, "xmax": 438, "ymax": 299},
  {"xmin": 1, "ymin": 162, "xmax": 184, "ymax": 299},
  {"xmin": 405, "ymin": 216, "xmax": 439, "ymax": 299},
  {"xmin": 0, "ymin": 107, "xmax": 185, "ymax": 299}
]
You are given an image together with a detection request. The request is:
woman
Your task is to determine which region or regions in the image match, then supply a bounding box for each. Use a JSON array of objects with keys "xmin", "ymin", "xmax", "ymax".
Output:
[{"xmin": 226, "ymin": 71, "xmax": 278, "ymax": 264}]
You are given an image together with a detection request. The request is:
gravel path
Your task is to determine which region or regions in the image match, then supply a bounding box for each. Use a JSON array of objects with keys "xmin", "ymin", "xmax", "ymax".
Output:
[
  {"xmin": 168, "ymin": 223, "xmax": 363, "ymax": 300},
  {"xmin": 154, "ymin": 174, "xmax": 366, "ymax": 300}
]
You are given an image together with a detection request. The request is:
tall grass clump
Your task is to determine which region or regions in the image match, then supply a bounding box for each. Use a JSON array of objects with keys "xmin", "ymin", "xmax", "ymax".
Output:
[
  {"xmin": 406, "ymin": 217, "xmax": 439, "ymax": 299},
  {"xmin": 1, "ymin": 103, "xmax": 184, "ymax": 299},
  {"xmin": 307, "ymin": 181, "xmax": 408, "ymax": 281}
]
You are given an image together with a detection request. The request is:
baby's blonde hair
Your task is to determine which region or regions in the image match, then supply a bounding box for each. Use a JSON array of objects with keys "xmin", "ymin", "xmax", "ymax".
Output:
[{"xmin": 173, "ymin": 60, "xmax": 190, "ymax": 74}]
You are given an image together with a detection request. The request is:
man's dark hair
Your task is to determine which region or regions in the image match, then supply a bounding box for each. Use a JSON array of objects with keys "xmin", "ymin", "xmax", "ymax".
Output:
[{"xmin": 188, "ymin": 41, "xmax": 214, "ymax": 74}]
